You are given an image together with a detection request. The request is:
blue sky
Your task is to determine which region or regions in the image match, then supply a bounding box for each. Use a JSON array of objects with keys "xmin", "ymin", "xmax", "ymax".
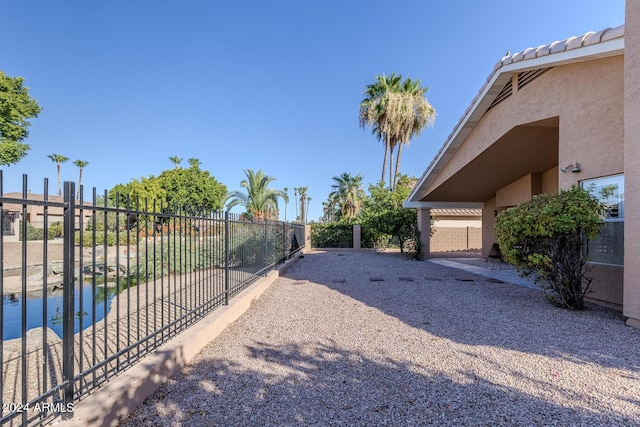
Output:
[{"xmin": 1, "ymin": 1, "xmax": 625, "ymax": 221}]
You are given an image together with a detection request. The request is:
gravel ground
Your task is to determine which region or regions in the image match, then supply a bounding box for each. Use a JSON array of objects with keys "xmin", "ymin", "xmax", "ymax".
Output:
[{"xmin": 121, "ymin": 250, "xmax": 640, "ymax": 426}]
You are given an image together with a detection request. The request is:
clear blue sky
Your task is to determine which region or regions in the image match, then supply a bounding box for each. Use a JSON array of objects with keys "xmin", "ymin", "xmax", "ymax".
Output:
[{"xmin": 1, "ymin": 0, "xmax": 625, "ymax": 221}]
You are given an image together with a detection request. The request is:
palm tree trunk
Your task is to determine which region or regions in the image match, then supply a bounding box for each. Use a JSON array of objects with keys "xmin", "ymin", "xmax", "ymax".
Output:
[
  {"xmin": 388, "ymin": 145, "xmax": 395, "ymax": 191},
  {"xmin": 77, "ymin": 168, "xmax": 83, "ymax": 199},
  {"xmin": 381, "ymin": 138, "xmax": 390, "ymax": 186},
  {"xmin": 57, "ymin": 164, "xmax": 62, "ymax": 196},
  {"xmin": 394, "ymin": 143, "xmax": 404, "ymax": 190}
]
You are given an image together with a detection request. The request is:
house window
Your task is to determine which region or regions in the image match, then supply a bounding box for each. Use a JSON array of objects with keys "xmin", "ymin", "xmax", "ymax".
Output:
[{"xmin": 582, "ymin": 174, "xmax": 624, "ymax": 265}]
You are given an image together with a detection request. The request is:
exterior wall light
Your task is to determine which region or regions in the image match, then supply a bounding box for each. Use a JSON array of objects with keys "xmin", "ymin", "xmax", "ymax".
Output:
[{"xmin": 560, "ymin": 162, "xmax": 581, "ymax": 173}]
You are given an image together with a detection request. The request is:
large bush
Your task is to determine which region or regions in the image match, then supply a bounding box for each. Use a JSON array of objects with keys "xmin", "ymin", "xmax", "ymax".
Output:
[
  {"xmin": 311, "ymin": 223, "xmax": 353, "ymax": 248},
  {"xmin": 494, "ymin": 186, "xmax": 604, "ymax": 310}
]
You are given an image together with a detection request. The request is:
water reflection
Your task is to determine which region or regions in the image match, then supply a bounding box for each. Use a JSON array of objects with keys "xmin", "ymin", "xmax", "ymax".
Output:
[{"xmin": 2, "ymin": 283, "xmax": 118, "ymax": 341}]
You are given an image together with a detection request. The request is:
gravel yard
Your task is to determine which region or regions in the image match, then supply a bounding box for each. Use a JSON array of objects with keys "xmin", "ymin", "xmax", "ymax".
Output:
[{"xmin": 121, "ymin": 250, "xmax": 640, "ymax": 426}]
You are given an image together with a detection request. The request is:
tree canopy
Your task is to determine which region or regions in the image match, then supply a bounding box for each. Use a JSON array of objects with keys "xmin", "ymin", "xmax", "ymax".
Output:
[
  {"xmin": 0, "ymin": 71, "xmax": 42, "ymax": 166},
  {"xmin": 360, "ymin": 73, "xmax": 435, "ymax": 189},
  {"xmin": 109, "ymin": 160, "xmax": 226, "ymax": 213},
  {"xmin": 226, "ymin": 169, "xmax": 286, "ymax": 220}
]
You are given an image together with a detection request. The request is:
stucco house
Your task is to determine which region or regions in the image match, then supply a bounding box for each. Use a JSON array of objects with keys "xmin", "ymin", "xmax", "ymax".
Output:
[{"xmin": 405, "ymin": 0, "xmax": 640, "ymax": 328}]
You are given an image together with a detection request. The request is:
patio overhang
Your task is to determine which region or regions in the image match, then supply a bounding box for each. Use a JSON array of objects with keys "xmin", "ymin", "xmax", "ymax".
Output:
[{"xmin": 405, "ymin": 25, "xmax": 624, "ymax": 208}]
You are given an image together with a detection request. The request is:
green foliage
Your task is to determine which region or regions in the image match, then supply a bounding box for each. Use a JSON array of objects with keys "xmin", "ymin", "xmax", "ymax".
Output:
[
  {"xmin": 328, "ymin": 172, "xmax": 366, "ymax": 222},
  {"xmin": 358, "ymin": 175, "xmax": 421, "ymax": 254},
  {"xmin": 75, "ymin": 230, "xmax": 130, "ymax": 247},
  {"xmin": 19, "ymin": 223, "xmax": 57, "ymax": 241},
  {"xmin": 310, "ymin": 223, "xmax": 353, "ymax": 248},
  {"xmin": 0, "ymin": 71, "xmax": 42, "ymax": 165},
  {"xmin": 226, "ymin": 169, "xmax": 285, "ymax": 219},
  {"xmin": 109, "ymin": 161, "xmax": 226, "ymax": 213},
  {"xmin": 494, "ymin": 186, "xmax": 604, "ymax": 310},
  {"xmin": 359, "ymin": 73, "xmax": 435, "ymax": 189}
]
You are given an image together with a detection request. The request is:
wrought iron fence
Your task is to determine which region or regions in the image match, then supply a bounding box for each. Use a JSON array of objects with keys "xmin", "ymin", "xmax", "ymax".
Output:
[{"xmin": 0, "ymin": 173, "xmax": 305, "ymax": 426}]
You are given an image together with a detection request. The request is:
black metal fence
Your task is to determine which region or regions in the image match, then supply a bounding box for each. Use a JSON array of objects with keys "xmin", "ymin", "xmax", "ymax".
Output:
[{"xmin": 0, "ymin": 173, "xmax": 305, "ymax": 426}]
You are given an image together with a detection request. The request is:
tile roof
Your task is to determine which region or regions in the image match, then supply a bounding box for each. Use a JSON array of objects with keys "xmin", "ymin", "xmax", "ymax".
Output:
[{"xmin": 431, "ymin": 208, "xmax": 482, "ymax": 217}]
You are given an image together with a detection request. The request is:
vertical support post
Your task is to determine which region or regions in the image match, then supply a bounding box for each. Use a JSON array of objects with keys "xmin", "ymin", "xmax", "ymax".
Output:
[
  {"xmin": 467, "ymin": 226, "xmax": 470, "ymax": 251},
  {"xmin": 224, "ymin": 211, "xmax": 229, "ymax": 305},
  {"xmin": 62, "ymin": 181, "xmax": 75, "ymax": 419},
  {"xmin": 282, "ymin": 221, "xmax": 286, "ymax": 262},
  {"xmin": 417, "ymin": 208, "xmax": 431, "ymax": 258},
  {"xmin": 264, "ymin": 218, "xmax": 268, "ymax": 273},
  {"xmin": 352, "ymin": 224, "xmax": 361, "ymax": 249}
]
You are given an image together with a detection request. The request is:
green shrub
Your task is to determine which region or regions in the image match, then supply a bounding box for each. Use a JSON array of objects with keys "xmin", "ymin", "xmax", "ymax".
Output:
[
  {"xmin": 19, "ymin": 223, "xmax": 57, "ymax": 241},
  {"xmin": 311, "ymin": 223, "xmax": 353, "ymax": 248},
  {"xmin": 494, "ymin": 186, "xmax": 604, "ymax": 310}
]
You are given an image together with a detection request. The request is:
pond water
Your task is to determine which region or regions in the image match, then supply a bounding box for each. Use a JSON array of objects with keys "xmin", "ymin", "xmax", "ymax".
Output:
[{"xmin": 2, "ymin": 283, "xmax": 118, "ymax": 341}]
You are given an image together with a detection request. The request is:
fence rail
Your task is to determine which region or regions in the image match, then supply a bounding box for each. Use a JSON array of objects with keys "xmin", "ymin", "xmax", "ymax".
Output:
[{"xmin": 0, "ymin": 173, "xmax": 305, "ymax": 426}]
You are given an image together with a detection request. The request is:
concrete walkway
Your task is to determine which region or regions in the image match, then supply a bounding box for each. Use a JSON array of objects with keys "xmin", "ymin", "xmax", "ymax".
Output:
[{"xmin": 427, "ymin": 257, "xmax": 539, "ymax": 290}]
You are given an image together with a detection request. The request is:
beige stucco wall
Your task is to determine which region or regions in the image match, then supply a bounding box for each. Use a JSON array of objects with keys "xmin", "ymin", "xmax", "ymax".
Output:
[
  {"xmin": 496, "ymin": 173, "xmax": 542, "ymax": 207},
  {"xmin": 431, "ymin": 227, "xmax": 481, "ymax": 252},
  {"xmin": 624, "ymin": 0, "xmax": 640, "ymax": 327},
  {"xmin": 541, "ymin": 167, "xmax": 559, "ymax": 194}
]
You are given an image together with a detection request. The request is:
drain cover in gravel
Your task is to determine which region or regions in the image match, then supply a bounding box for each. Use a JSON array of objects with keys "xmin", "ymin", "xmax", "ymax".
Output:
[
  {"xmin": 455, "ymin": 278, "xmax": 474, "ymax": 282},
  {"xmin": 486, "ymin": 278, "xmax": 505, "ymax": 284},
  {"xmin": 369, "ymin": 277, "xmax": 385, "ymax": 282},
  {"xmin": 399, "ymin": 277, "xmax": 414, "ymax": 282},
  {"xmin": 424, "ymin": 277, "xmax": 442, "ymax": 281},
  {"xmin": 292, "ymin": 280, "xmax": 308, "ymax": 285}
]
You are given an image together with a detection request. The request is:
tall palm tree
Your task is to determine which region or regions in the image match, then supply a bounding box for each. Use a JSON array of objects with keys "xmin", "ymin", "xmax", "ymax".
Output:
[
  {"xmin": 225, "ymin": 169, "xmax": 285, "ymax": 219},
  {"xmin": 359, "ymin": 73, "xmax": 401, "ymax": 187},
  {"xmin": 296, "ymin": 186, "xmax": 308, "ymax": 224},
  {"xmin": 48, "ymin": 153, "xmax": 69, "ymax": 196},
  {"xmin": 360, "ymin": 73, "xmax": 435, "ymax": 190},
  {"xmin": 73, "ymin": 159, "xmax": 89, "ymax": 199},
  {"xmin": 282, "ymin": 187, "xmax": 289, "ymax": 222},
  {"xmin": 390, "ymin": 78, "xmax": 436, "ymax": 189},
  {"xmin": 188, "ymin": 158, "xmax": 201, "ymax": 168},
  {"xmin": 169, "ymin": 156, "xmax": 182, "ymax": 169},
  {"xmin": 330, "ymin": 172, "xmax": 366, "ymax": 221}
]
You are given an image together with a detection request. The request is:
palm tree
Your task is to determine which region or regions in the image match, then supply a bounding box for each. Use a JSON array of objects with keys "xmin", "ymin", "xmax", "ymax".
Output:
[
  {"xmin": 282, "ymin": 187, "xmax": 289, "ymax": 222},
  {"xmin": 330, "ymin": 172, "xmax": 366, "ymax": 221},
  {"xmin": 188, "ymin": 158, "xmax": 201, "ymax": 169},
  {"xmin": 169, "ymin": 156, "xmax": 182, "ymax": 169},
  {"xmin": 48, "ymin": 153, "xmax": 69, "ymax": 196},
  {"xmin": 73, "ymin": 159, "xmax": 89, "ymax": 199},
  {"xmin": 360, "ymin": 73, "xmax": 435, "ymax": 190},
  {"xmin": 225, "ymin": 169, "xmax": 286, "ymax": 219},
  {"xmin": 296, "ymin": 186, "xmax": 308, "ymax": 224},
  {"xmin": 390, "ymin": 78, "xmax": 436, "ymax": 189},
  {"xmin": 360, "ymin": 73, "xmax": 401, "ymax": 187}
]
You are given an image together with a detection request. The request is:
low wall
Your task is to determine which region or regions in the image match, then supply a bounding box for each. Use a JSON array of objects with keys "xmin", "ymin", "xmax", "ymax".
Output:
[
  {"xmin": 431, "ymin": 227, "xmax": 482, "ymax": 252},
  {"xmin": 2, "ymin": 241, "xmax": 65, "ymax": 271}
]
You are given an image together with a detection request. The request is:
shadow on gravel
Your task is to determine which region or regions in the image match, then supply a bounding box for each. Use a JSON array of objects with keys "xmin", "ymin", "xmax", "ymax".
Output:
[
  {"xmin": 282, "ymin": 251, "xmax": 640, "ymax": 373},
  {"xmin": 121, "ymin": 339, "xmax": 636, "ymax": 426}
]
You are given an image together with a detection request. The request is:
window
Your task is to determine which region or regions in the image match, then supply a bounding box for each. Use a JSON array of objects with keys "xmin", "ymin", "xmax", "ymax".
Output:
[{"xmin": 581, "ymin": 174, "xmax": 624, "ymax": 265}]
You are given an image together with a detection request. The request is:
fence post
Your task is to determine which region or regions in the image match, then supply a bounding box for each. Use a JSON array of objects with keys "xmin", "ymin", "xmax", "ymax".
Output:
[
  {"xmin": 264, "ymin": 218, "xmax": 268, "ymax": 272},
  {"xmin": 224, "ymin": 211, "xmax": 229, "ymax": 305},
  {"xmin": 62, "ymin": 181, "xmax": 75, "ymax": 419},
  {"xmin": 282, "ymin": 221, "xmax": 286, "ymax": 263}
]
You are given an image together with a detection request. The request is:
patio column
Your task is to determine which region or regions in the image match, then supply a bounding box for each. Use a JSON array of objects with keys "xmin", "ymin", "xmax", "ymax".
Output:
[
  {"xmin": 624, "ymin": 0, "xmax": 640, "ymax": 328},
  {"xmin": 417, "ymin": 208, "xmax": 431, "ymax": 258}
]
